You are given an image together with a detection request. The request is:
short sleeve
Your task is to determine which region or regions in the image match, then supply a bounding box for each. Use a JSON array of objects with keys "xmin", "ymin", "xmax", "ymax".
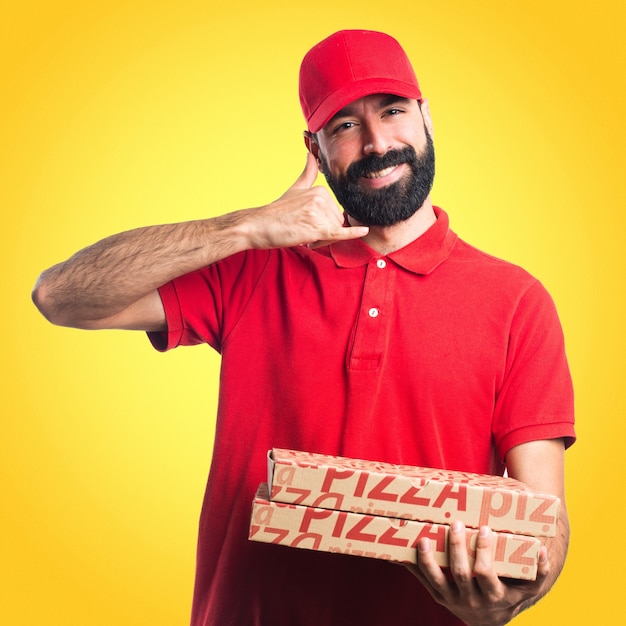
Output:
[
  {"xmin": 147, "ymin": 249, "xmax": 271, "ymax": 354},
  {"xmin": 493, "ymin": 280, "xmax": 576, "ymax": 460}
]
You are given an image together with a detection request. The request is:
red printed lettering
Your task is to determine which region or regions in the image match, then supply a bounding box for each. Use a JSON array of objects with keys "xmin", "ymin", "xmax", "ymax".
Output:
[
  {"xmin": 508, "ymin": 538, "xmax": 537, "ymax": 566},
  {"xmin": 264, "ymin": 526, "xmax": 290, "ymax": 544},
  {"xmin": 252, "ymin": 504, "xmax": 274, "ymax": 525},
  {"xmin": 398, "ymin": 484, "xmax": 430, "ymax": 507},
  {"xmin": 515, "ymin": 492, "xmax": 528, "ymax": 520},
  {"xmin": 367, "ymin": 476, "xmax": 399, "ymax": 502},
  {"xmin": 378, "ymin": 523, "xmax": 410, "ymax": 547},
  {"xmin": 311, "ymin": 493, "xmax": 345, "ymax": 509},
  {"xmin": 331, "ymin": 511, "xmax": 348, "ymax": 538},
  {"xmin": 345, "ymin": 516, "xmax": 377, "ymax": 543},
  {"xmin": 494, "ymin": 533, "xmax": 507, "ymax": 563},
  {"xmin": 479, "ymin": 490, "xmax": 513, "ymax": 526},
  {"xmin": 464, "ymin": 531, "xmax": 477, "ymax": 560},
  {"xmin": 285, "ymin": 487, "xmax": 312, "ymax": 504},
  {"xmin": 432, "ymin": 483, "xmax": 468, "ymax": 511},
  {"xmin": 413, "ymin": 523, "xmax": 447, "ymax": 553},
  {"xmin": 529, "ymin": 496, "xmax": 557, "ymax": 525},
  {"xmin": 353, "ymin": 471, "xmax": 369, "ymax": 497},
  {"xmin": 274, "ymin": 465, "xmax": 296, "ymax": 486},
  {"xmin": 320, "ymin": 467, "xmax": 356, "ymax": 492},
  {"xmin": 299, "ymin": 507, "xmax": 334, "ymax": 533}
]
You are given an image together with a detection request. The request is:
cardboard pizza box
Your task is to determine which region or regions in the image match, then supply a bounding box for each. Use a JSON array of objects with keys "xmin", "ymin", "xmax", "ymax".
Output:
[
  {"xmin": 268, "ymin": 448, "xmax": 559, "ymax": 537},
  {"xmin": 250, "ymin": 483, "xmax": 541, "ymax": 580}
]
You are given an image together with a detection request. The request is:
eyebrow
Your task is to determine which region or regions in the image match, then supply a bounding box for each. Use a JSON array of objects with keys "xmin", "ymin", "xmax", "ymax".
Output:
[{"xmin": 328, "ymin": 95, "xmax": 412, "ymax": 124}]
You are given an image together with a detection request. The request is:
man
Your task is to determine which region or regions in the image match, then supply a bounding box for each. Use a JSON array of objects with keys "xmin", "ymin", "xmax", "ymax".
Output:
[{"xmin": 32, "ymin": 30, "xmax": 575, "ymax": 626}]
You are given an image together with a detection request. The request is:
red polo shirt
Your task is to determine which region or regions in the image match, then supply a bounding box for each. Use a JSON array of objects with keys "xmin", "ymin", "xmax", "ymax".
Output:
[{"xmin": 150, "ymin": 207, "xmax": 575, "ymax": 626}]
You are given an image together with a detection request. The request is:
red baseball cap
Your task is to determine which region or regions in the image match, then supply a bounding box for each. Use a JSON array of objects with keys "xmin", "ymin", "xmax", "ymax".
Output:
[{"xmin": 299, "ymin": 30, "xmax": 422, "ymax": 133}]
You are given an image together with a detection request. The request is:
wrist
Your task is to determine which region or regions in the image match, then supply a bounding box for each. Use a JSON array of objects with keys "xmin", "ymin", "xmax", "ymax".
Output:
[{"xmin": 205, "ymin": 209, "xmax": 259, "ymax": 257}]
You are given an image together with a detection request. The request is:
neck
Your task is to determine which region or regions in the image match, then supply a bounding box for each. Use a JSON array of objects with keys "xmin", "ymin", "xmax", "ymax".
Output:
[{"xmin": 346, "ymin": 198, "xmax": 437, "ymax": 255}]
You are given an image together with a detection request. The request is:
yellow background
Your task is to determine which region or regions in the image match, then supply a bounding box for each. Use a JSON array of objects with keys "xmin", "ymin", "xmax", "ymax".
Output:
[{"xmin": 1, "ymin": 1, "xmax": 624, "ymax": 623}]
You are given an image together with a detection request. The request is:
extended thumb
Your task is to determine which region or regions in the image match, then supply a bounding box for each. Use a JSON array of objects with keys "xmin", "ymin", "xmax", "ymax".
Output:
[{"xmin": 290, "ymin": 152, "xmax": 319, "ymax": 190}]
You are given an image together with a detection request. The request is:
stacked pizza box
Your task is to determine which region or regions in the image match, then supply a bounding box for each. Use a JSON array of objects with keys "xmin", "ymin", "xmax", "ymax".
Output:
[{"xmin": 249, "ymin": 448, "xmax": 560, "ymax": 580}]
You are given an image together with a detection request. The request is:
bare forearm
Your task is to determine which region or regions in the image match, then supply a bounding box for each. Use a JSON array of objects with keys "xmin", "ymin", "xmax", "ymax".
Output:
[
  {"xmin": 32, "ymin": 212, "xmax": 250, "ymax": 327},
  {"xmin": 33, "ymin": 155, "xmax": 368, "ymax": 329}
]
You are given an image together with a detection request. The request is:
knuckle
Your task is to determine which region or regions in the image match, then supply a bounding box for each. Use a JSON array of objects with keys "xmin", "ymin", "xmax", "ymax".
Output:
[
  {"xmin": 474, "ymin": 558, "xmax": 491, "ymax": 575},
  {"xmin": 484, "ymin": 589, "xmax": 505, "ymax": 607},
  {"xmin": 465, "ymin": 596, "xmax": 482, "ymax": 612},
  {"xmin": 308, "ymin": 187, "xmax": 326, "ymax": 202},
  {"xmin": 451, "ymin": 566, "xmax": 472, "ymax": 584},
  {"xmin": 472, "ymin": 561, "xmax": 490, "ymax": 577}
]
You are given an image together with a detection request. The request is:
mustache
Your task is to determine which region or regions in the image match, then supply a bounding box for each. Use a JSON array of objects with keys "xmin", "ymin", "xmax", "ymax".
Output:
[{"xmin": 346, "ymin": 146, "xmax": 417, "ymax": 182}]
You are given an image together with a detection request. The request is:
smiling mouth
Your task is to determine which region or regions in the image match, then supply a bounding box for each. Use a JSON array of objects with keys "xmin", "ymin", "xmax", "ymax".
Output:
[{"xmin": 362, "ymin": 165, "xmax": 398, "ymax": 179}]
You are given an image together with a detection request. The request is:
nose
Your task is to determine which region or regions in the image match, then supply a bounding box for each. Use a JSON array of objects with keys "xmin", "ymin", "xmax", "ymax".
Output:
[{"xmin": 362, "ymin": 122, "xmax": 391, "ymax": 156}]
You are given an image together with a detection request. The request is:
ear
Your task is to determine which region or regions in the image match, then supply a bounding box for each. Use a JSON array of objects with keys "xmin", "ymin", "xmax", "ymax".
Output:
[
  {"xmin": 303, "ymin": 131, "xmax": 322, "ymax": 164},
  {"xmin": 419, "ymin": 99, "xmax": 434, "ymax": 139}
]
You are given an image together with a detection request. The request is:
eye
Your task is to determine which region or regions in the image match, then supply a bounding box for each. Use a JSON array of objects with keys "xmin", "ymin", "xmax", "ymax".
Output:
[
  {"xmin": 332, "ymin": 120, "xmax": 357, "ymax": 134},
  {"xmin": 385, "ymin": 108, "xmax": 404, "ymax": 117}
]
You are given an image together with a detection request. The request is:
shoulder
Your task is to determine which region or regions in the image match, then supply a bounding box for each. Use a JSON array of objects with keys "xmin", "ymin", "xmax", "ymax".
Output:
[
  {"xmin": 440, "ymin": 235, "xmax": 563, "ymax": 323},
  {"xmin": 451, "ymin": 235, "xmax": 542, "ymax": 288},
  {"xmin": 454, "ymin": 236, "xmax": 532, "ymax": 274}
]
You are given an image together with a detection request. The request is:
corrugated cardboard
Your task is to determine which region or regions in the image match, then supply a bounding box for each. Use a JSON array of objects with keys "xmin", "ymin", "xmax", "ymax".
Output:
[
  {"xmin": 250, "ymin": 483, "xmax": 540, "ymax": 580},
  {"xmin": 268, "ymin": 448, "xmax": 559, "ymax": 537}
]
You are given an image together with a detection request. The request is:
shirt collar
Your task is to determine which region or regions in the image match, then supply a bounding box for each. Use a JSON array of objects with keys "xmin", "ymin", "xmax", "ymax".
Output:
[{"xmin": 328, "ymin": 206, "xmax": 458, "ymax": 274}]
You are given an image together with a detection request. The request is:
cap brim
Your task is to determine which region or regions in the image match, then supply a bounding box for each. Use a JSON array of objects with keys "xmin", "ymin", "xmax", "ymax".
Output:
[{"xmin": 308, "ymin": 78, "xmax": 422, "ymax": 133}]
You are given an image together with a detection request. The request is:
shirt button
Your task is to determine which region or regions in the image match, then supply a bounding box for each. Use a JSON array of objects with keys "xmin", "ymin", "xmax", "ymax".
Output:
[
  {"xmin": 368, "ymin": 307, "xmax": 380, "ymax": 318},
  {"xmin": 376, "ymin": 259, "xmax": 387, "ymax": 269}
]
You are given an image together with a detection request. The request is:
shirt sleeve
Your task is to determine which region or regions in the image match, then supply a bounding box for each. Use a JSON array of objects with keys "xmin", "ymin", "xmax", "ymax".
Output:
[
  {"xmin": 147, "ymin": 249, "xmax": 271, "ymax": 354},
  {"xmin": 493, "ymin": 280, "xmax": 576, "ymax": 460}
]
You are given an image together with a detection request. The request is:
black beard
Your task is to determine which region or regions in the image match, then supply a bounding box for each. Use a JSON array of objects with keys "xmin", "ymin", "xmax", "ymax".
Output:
[{"xmin": 320, "ymin": 132, "xmax": 435, "ymax": 227}]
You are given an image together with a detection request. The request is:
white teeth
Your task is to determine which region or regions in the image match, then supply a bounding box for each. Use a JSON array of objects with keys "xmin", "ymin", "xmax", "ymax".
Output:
[{"xmin": 364, "ymin": 165, "xmax": 396, "ymax": 179}]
